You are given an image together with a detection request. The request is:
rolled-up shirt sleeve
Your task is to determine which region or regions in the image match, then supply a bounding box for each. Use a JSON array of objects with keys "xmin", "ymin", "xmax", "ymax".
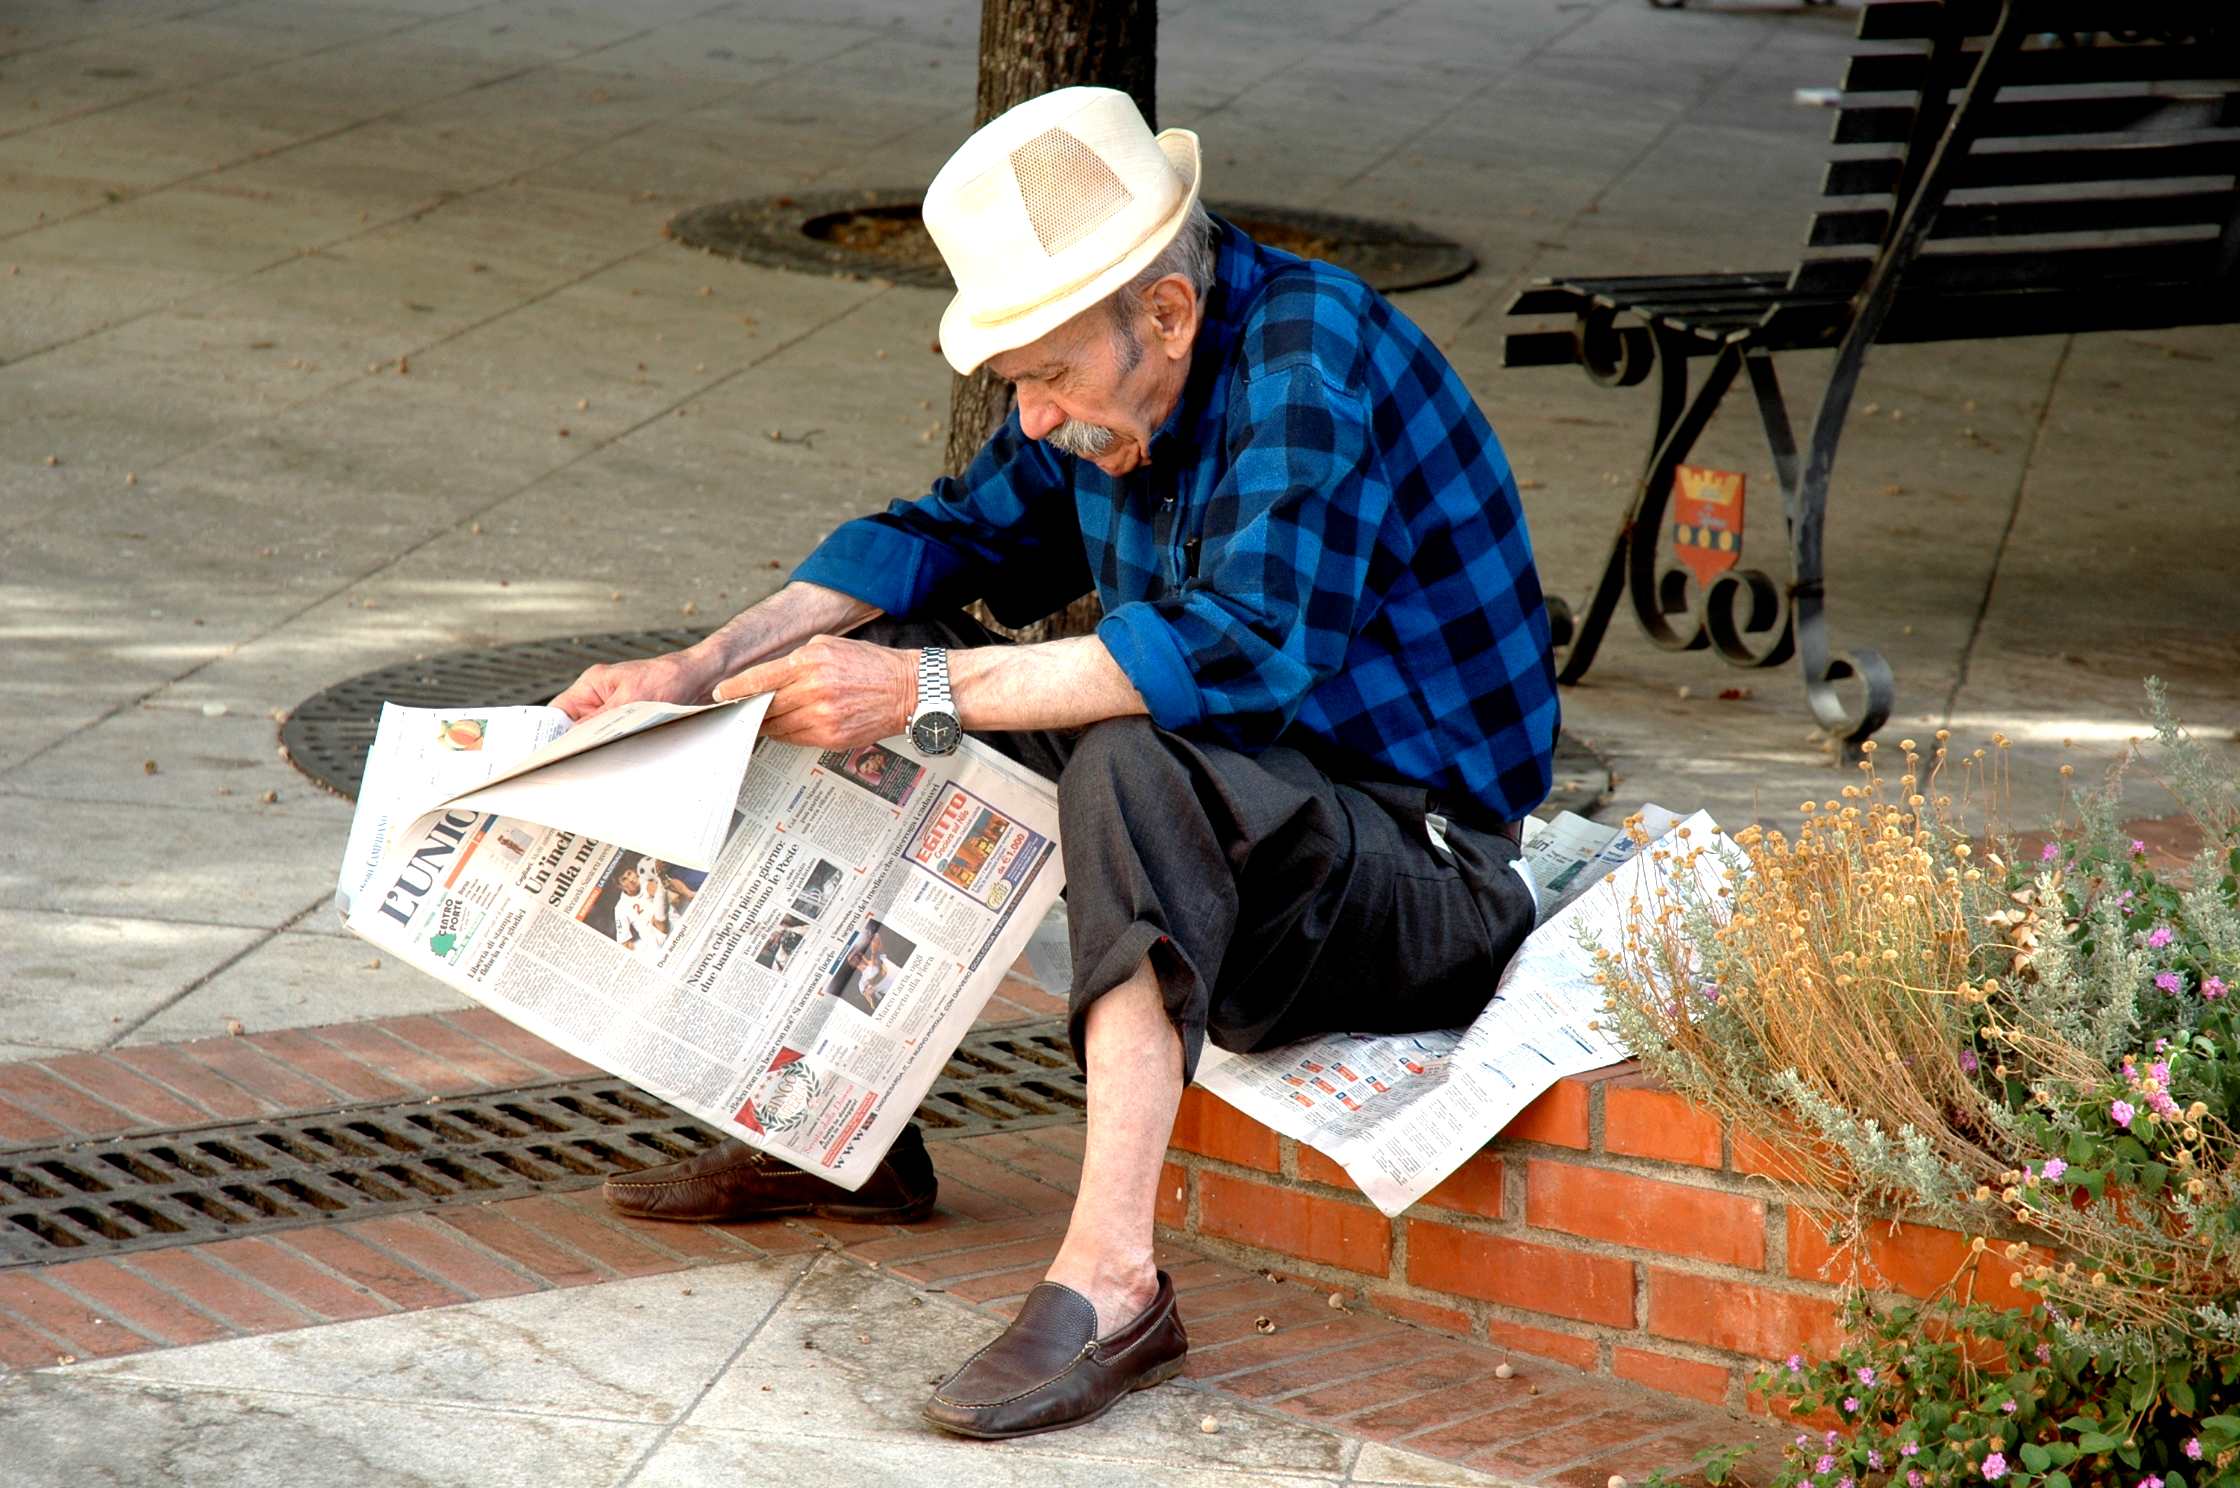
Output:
[
  {"xmin": 1097, "ymin": 361, "xmax": 1389, "ymax": 753},
  {"xmin": 790, "ymin": 409, "xmax": 1091, "ymax": 628}
]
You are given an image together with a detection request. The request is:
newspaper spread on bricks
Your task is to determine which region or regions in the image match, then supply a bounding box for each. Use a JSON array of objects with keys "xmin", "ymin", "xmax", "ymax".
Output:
[
  {"xmin": 1195, "ymin": 806, "xmax": 1729, "ymax": 1217},
  {"xmin": 336, "ymin": 695, "xmax": 1065, "ymax": 1191}
]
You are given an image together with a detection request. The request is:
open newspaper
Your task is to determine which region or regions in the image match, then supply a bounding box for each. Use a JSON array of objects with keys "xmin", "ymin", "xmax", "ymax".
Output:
[
  {"xmin": 1196, "ymin": 805, "xmax": 1729, "ymax": 1217},
  {"xmin": 336, "ymin": 697, "xmax": 1065, "ymax": 1192}
]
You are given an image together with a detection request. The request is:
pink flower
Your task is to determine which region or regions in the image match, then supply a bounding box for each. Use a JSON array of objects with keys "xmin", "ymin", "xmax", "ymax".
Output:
[
  {"xmin": 2147, "ymin": 925, "xmax": 2174, "ymax": 948},
  {"xmin": 1908, "ymin": 1473, "xmax": 1925, "ymax": 1488},
  {"xmin": 1787, "ymin": 1353, "xmax": 1804, "ymax": 1374},
  {"xmin": 2040, "ymin": 842, "xmax": 2059, "ymax": 862},
  {"xmin": 1901, "ymin": 1442, "xmax": 1921, "ymax": 1458},
  {"xmin": 1844, "ymin": 1396, "xmax": 1861, "ymax": 1413},
  {"xmin": 2040, "ymin": 1158, "xmax": 2067, "ymax": 1182},
  {"xmin": 2186, "ymin": 1439, "xmax": 2204, "ymax": 1460},
  {"xmin": 2001, "ymin": 1399, "xmax": 2017, "ymax": 1414},
  {"xmin": 2130, "ymin": 839, "xmax": 2148, "ymax": 855},
  {"xmin": 2036, "ymin": 1344, "xmax": 2051, "ymax": 1362},
  {"xmin": 2156, "ymin": 971, "xmax": 2185, "ymax": 994},
  {"xmin": 1857, "ymin": 1366, "xmax": 1877, "ymax": 1386},
  {"xmin": 2205, "ymin": 976, "xmax": 2227, "ymax": 1000},
  {"xmin": 2139, "ymin": 1477, "xmax": 2164, "ymax": 1488},
  {"xmin": 1817, "ymin": 1455, "xmax": 1837, "ymax": 1475},
  {"xmin": 1870, "ymin": 1451, "xmax": 1885, "ymax": 1471},
  {"xmin": 2111, "ymin": 1099, "xmax": 2136, "ymax": 1128},
  {"xmin": 2149, "ymin": 1090, "xmax": 2181, "ymax": 1118},
  {"xmin": 1983, "ymin": 1452, "xmax": 2009, "ymax": 1480},
  {"xmin": 2150, "ymin": 1061, "xmax": 2171, "ymax": 1085},
  {"xmin": 1960, "ymin": 1049, "xmax": 1980, "ymax": 1074}
]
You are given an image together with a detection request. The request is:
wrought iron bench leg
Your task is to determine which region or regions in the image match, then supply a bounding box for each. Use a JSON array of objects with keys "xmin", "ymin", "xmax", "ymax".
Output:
[
  {"xmin": 1549, "ymin": 322, "xmax": 1735, "ymax": 684},
  {"xmin": 1743, "ymin": 352, "xmax": 1893, "ymax": 743}
]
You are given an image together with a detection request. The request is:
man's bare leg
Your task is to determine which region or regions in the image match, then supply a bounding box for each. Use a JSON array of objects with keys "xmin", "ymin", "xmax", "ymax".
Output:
[{"xmin": 1040, "ymin": 955, "xmax": 1183, "ymax": 1333}]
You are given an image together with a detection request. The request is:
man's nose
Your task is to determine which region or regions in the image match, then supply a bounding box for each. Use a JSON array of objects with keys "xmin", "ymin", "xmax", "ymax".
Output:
[{"xmin": 1016, "ymin": 388, "xmax": 1062, "ymax": 441}]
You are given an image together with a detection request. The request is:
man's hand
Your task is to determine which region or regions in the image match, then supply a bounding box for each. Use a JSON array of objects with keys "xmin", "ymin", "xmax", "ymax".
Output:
[
  {"xmin": 552, "ymin": 648, "xmax": 723, "ymax": 722},
  {"xmin": 713, "ymin": 633, "xmax": 914, "ymax": 749}
]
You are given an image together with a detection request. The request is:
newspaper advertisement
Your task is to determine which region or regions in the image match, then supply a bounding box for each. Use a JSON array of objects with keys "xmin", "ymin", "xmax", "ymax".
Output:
[
  {"xmin": 1195, "ymin": 807, "xmax": 1730, "ymax": 1217},
  {"xmin": 338, "ymin": 702, "xmax": 1065, "ymax": 1192}
]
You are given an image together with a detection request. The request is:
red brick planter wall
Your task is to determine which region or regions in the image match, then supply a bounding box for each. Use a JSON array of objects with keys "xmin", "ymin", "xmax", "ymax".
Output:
[{"xmin": 1162, "ymin": 1064, "xmax": 2032, "ymax": 1411}]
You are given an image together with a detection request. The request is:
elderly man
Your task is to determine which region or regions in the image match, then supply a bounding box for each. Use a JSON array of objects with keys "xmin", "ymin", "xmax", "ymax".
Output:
[{"xmin": 558, "ymin": 86, "xmax": 1556, "ymax": 1439}]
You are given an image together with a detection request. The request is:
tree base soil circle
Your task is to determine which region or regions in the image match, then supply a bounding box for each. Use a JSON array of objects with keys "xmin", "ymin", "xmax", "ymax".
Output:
[{"xmin": 664, "ymin": 189, "xmax": 1475, "ymax": 296}]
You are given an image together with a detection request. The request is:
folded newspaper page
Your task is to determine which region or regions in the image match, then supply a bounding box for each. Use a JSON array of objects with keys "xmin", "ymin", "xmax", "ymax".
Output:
[
  {"xmin": 338, "ymin": 699, "xmax": 1066, "ymax": 1191},
  {"xmin": 1195, "ymin": 806, "xmax": 1729, "ymax": 1218}
]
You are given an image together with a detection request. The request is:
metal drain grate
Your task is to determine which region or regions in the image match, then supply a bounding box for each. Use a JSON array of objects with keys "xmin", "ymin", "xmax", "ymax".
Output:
[
  {"xmin": 2, "ymin": 1021, "xmax": 1081, "ymax": 1268},
  {"xmin": 280, "ymin": 629, "xmax": 709, "ymax": 801}
]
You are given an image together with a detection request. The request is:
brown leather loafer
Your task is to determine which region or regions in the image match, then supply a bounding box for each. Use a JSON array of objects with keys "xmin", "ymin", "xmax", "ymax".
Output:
[
  {"xmin": 602, "ymin": 1122, "xmax": 936, "ymax": 1223},
  {"xmin": 922, "ymin": 1271, "xmax": 1188, "ymax": 1439}
]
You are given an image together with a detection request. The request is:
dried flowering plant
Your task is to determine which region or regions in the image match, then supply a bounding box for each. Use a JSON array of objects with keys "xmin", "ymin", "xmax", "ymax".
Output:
[{"xmin": 1598, "ymin": 682, "xmax": 2240, "ymax": 1487}]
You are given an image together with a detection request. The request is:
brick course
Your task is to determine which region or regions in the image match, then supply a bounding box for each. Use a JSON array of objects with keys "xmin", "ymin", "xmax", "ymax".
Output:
[{"xmin": 1161, "ymin": 1060, "xmax": 2042, "ymax": 1414}]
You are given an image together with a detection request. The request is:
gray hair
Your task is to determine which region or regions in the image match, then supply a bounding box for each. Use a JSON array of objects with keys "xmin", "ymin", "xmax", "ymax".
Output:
[
  {"xmin": 1098, "ymin": 200, "xmax": 1216, "ymax": 374},
  {"xmin": 1106, "ymin": 200, "xmax": 1216, "ymax": 321}
]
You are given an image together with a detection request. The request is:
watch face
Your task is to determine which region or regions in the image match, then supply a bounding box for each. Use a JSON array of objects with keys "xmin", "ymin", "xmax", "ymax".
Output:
[{"xmin": 911, "ymin": 712, "xmax": 961, "ymax": 755}]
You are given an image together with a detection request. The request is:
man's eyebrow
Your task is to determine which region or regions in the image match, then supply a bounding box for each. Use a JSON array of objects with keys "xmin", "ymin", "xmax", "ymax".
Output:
[{"xmin": 1000, "ymin": 362, "xmax": 1063, "ymax": 384}]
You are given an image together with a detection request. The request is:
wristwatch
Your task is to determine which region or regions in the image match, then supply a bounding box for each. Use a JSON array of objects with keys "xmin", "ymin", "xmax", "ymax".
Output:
[{"xmin": 908, "ymin": 647, "xmax": 962, "ymax": 756}]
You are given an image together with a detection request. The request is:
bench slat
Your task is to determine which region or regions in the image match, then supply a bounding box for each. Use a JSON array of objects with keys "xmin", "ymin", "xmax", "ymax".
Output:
[
  {"xmin": 1538, "ymin": 272, "xmax": 1790, "ymax": 294},
  {"xmin": 1809, "ymin": 187, "xmax": 2237, "ymax": 246},
  {"xmin": 1822, "ymin": 138, "xmax": 2240, "ymax": 197},
  {"xmin": 1854, "ymin": 0, "xmax": 2152, "ymax": 42},
  {"xmin": 1794, "ymin": 238, "xmax": 2221, "ymax": 295},
  {"xmin": 1835, "ymin": 90, "xmax": 2237, "ymax": 146},
  {"xmin": 1500, "ymin": 330, "xmax": 1585, "ymax": 369},
  {"xmin": 1844, "ymin": 39, "xmax": 2240, "ymax": 93},
  {"xmin": 1876, "ymin": 283, "xmax": 2240, "ymax": 343}
]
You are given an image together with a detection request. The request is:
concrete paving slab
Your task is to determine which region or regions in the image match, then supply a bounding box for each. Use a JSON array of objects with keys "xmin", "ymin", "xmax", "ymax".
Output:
[
  {"xmin": 1, "ymin": 700, "xmax": 347, "ymax": 820},
  {"xmin": 0, "ymin": 909, "xmax": 265, "ymax": 1052},
  {"xmin": 74, "ymin": 1254, "xmax": 809, "ymax": 1420},
  {"xmin": 0, "ymin": 794, "xmax": 334, "ymax": 929},
  {"xmin": 0, "ymin": 1377, "xmax": 659, "ymax": 1488},
  {"xmin": 120, "ymin": 929, "xmax": 469, "ymax": 1044}
]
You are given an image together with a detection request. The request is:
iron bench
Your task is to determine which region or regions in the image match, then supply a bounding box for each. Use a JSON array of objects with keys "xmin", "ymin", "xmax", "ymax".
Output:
[{"xmin": 1503, "ymin": 0, "xmax": 2239, "ymax": 742}]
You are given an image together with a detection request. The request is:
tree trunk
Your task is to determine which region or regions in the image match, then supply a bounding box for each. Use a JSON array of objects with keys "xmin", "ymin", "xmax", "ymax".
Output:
[{"xmin": 953, "ymin": 0, "xmax": 1155, "ymax": 643}]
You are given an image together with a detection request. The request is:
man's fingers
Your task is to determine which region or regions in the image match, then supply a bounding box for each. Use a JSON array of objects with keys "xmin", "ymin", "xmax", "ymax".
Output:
[
  {"xmin": 551, "ymin": 670, "xmax": 611, "ymax": 721},
  {"xmin": 712, "ymin": 659, "xmax": 784, "ymax": 702}
]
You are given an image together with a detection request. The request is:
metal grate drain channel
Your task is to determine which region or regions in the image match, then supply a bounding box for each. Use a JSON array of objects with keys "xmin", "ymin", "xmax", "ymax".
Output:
[
  {"xmin": 1, "ymin": 1021, "xmax": 1081, "ymax": 1268},
  {"xmin": 280, "ymin": 629, "xmax": 709, "ymax": 802}
]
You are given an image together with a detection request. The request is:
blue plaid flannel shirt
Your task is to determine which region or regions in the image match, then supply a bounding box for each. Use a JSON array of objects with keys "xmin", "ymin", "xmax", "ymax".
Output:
[{"xmin": 792, "ymin": 217, "xmax": 1559, "ymax": 824}]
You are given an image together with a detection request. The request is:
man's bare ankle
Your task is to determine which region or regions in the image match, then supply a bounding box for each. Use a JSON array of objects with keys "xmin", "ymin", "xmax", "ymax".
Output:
[{"xmin": 1044, "ymin": 1257, "xmax": 1157, "ymax": 1335}]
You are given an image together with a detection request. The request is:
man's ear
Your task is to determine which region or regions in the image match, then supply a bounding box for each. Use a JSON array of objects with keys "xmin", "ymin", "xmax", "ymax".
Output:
[{"xmin": 1144, "ymin": 275, "xmax": 1199, "ymax": 360}]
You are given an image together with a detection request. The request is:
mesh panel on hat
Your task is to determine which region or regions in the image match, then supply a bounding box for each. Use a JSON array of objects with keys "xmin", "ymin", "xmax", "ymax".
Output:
[{"xmin": 1007, "ymin": 127, "xmax": 1134, "ymax": 257}]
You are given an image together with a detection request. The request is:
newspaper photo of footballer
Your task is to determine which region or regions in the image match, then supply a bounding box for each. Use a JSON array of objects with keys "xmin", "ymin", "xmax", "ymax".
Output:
[
  {"xmin": 754, "ymin": 914, "xmax": 810, "ymax": 973},
  {"xmin": 584, "ymin": 854, "xmax": 705, "ymax": 964},
  {"xmin": 791, "ymin": 858, "xmax": 845, "ymax": 922},
  {"xmin": 820, "ymin": 916, "xmax": 916, "ymax": 1017},
  {"xmin": 818, "ymin": 742, "xmax": 924, "ymax": 808}
]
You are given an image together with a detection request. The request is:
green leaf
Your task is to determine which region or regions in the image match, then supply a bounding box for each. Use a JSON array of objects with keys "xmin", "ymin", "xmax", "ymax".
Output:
[
  {"xmin": 2129, "ymin": 1376, "xmax": 2156, "ymax": 1414},
  {"xmin": 2021, "ymin": 1443, "xmax": 2051, "ymax": 1472},
  {"xmin": 2141, "ymin": 1161, "xmax": 2171, "ymax": 1197},
  {"xmin": 2169, "ymin": 1379, "xmax": 2197, "ymax": 1415},
  {"xmin": 2119, "ymin": 1442, "xmax": 2142, "ymax": 1469},
  {"xmin": 2077, "ymin": 1432, "xmax": 2118, "ymax": 1453},
  {"xmin": 2045, "ymin": 1474, "xmax": 2072, "ymax": 1488},
  {"xmin": 2066, "ymin": 1131, "xmax": 2095, "ymax": 1164},
  {"xmin": 2047, "ymin": 1444, "xmax": 2078, "ymax": 1466}
]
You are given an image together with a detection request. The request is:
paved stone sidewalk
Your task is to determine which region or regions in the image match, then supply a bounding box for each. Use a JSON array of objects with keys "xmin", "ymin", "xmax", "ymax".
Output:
[
  {"xmin": 0, "ymin": 1008, "xmax": 1780, "ymax": 1486},
  {"xmin": 3, "ymin": 0, "xmax": 2233, "ymax": 1480}
]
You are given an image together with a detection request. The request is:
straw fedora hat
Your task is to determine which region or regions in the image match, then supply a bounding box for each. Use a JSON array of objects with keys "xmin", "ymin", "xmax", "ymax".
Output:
[{"xmin": 924, "ymin": 86, "xmax": 1202, "ymax": 376}]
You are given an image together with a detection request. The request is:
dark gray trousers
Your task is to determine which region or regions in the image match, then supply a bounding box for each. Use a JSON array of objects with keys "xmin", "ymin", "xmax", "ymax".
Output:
[{"xmin": 858, "ymin": 616, "xmax": 1537, "ymax": 1084}]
